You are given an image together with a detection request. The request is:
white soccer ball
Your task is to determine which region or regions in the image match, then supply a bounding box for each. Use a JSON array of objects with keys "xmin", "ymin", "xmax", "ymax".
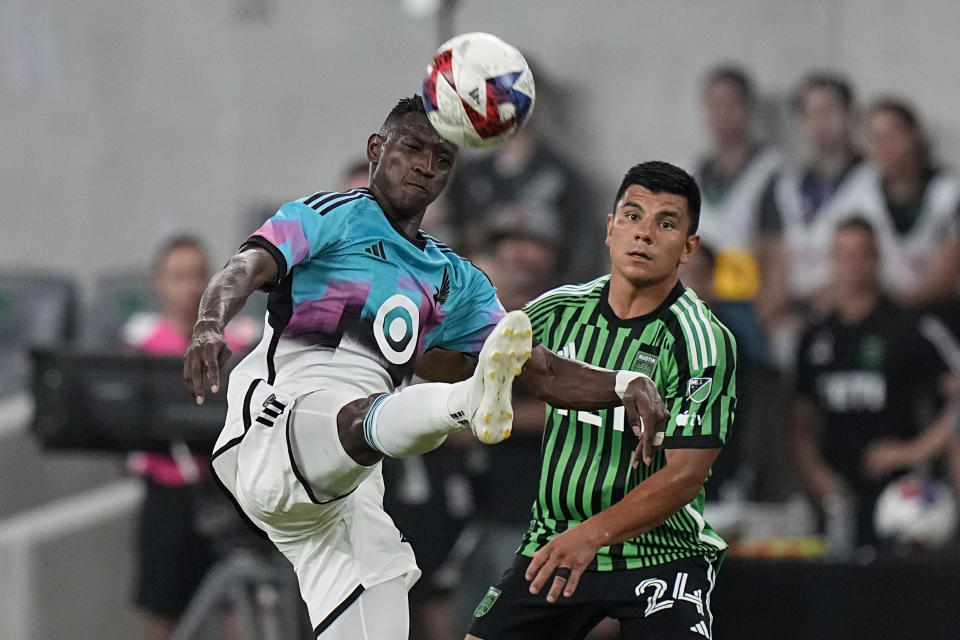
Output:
[
  {"xmin": 422, "ymin": 32, "xmax": 535, "ymax": 148},
  {"xmin": 874, "ymin": 475, "xmax": 958, "ymax": 549}
]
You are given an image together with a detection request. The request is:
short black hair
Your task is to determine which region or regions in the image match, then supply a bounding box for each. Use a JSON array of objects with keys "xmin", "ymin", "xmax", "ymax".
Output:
[
  {"xmin": 867, "ymin": 96, "xmax": 931, "ymax": 167},
  {"xmin": 704, "ymin": 64, "xmax": 755, "ymax": 106},
  {"xmin": 792, "ymin": 73, "xmax": 855, "ymax": 113},
  {"xmin": 380, "ymin": 95, "xmax": 426, "ymax": 135},
  {"xmin": 152, "ymin": 234, "xmax": 208, "ymax": 273},
  {"xmin": 613, "ymin": 161, "xmax": 702, "ymax": 234}
]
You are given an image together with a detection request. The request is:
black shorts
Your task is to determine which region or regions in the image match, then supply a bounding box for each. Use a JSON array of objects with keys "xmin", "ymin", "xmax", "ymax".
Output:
[
  {"xmin": 134, "ymin": 479, "xmax": 217, "ymax": 618},
  {"xmin": 467, "ymin": 553, "xmax": 721, "ymax": 640}
]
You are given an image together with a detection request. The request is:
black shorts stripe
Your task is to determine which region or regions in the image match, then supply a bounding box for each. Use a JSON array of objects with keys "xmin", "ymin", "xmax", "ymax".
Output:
[
  {"xmin": 313, "ymin": 584, "xmax": 365, "ymax": 637},
  {"xmin": 285, "ymin": 408, "xmax": 322, "ymax": 505},
  {"xmin": 266, "ymin": 330, "xmax": 281, "ymax": 384},
  {"xmin": 255, "ymin": 416, "xmax": 274, "ymax": 427},
  {"xmin": 209, "ymin": 447, "xmax": 269, "ymax": 540},
  {"xmin": 263, "ymin": 407, "xmax": 280, "ymax": 418},
  {"xmin": 284, "ymin": 406, "xmax": 359, "ymax": 506},
  {"xmin": 211, "ymin": 435, "xmax": 244, "ymax": 460},
  {"xmin": 242, "ymin": 378, "xmax": 264, "ymax": 431}
]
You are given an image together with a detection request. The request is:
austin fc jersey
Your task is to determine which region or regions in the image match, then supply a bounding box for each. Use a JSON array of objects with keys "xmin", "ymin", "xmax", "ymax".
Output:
[
  {"xmin": 519, "ymin": 276, "xmax": 737, "ymax": 570},
  {"xmin": 235, "ymin": 188, "xmax": 504, "ymax": 396}
]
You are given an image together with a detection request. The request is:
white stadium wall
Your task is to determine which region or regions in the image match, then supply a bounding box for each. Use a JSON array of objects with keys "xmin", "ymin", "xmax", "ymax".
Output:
[{"xmin": 3, "ymin": 0, "xmax": 960, "ymax": 294}]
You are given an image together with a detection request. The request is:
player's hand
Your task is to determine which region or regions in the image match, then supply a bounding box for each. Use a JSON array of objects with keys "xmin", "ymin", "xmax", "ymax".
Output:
[
  {"xmin": 525, "ymin": 522, "xmax": 601, "ymax": 603},
  {"xmin": 622, "ymin": 376, "xmax": 669, "ymax": 467},
  {"xmin": 183, "ymin": 320, "xmax": 232, "ymax": 405}
]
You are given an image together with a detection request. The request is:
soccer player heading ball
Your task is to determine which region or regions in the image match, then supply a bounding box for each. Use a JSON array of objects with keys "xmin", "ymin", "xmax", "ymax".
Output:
[
  {"xmin": 467, "ymin": 162, "xmax": 737, "ymax": 640},
  {"xmin": 183, "ymin": 95, "xmax": 668, "ymax": 639}
]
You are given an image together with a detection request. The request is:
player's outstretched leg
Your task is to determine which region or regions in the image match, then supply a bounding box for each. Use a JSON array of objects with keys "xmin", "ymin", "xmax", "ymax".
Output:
[
  {"xmin": 356, "ymin": 311, "xmax": 533, "ymax": 459},
  {"xmin": 465, "ymin": 310, "xmax": 533, "ymax": 444}
]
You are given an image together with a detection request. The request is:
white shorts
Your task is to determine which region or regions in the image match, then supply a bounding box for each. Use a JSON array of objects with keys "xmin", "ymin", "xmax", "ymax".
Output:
[{"xmin": 210, "ymin": 376, "xmax": 420, "ymax": 632}]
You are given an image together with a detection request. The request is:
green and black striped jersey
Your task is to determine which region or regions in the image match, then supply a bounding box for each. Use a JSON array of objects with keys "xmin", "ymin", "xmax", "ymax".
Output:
[{"xmin": 518, "ymin": 275, "xmax": 737, "ymax": 570}]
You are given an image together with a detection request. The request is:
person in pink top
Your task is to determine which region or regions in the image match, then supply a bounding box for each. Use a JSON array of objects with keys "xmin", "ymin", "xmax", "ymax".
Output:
[{"xmin": 124, "ymin": 235, "xmax": 251, "ymax": 640}]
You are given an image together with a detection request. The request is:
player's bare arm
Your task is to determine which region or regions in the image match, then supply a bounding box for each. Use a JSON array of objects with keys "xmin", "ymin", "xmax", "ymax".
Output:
[
  {"xmin": 183, "ymin": 247, "xmax": 278, "ymax": 403},
  {"xmin": 525, "ymin": 447, "xmax": 720, "ymax": 603},
  {"xmin": 520, "ymin": 345, "xmax": 669, "ymax": 465},
  {"xmin": 415, "ymin": 341, "xmax": 670, "ymax": 465}
]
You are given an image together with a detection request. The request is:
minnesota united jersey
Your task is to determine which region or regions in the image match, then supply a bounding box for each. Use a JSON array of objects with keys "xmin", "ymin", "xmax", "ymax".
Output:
[{"xmin": 234, "ymin": 188, "xmax": 504, "ymax": 396}]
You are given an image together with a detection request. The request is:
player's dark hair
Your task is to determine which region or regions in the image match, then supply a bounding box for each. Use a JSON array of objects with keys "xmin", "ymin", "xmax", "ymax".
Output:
[
  {"xmin": 792, "ymin": 73, "xmax": 855, "ymax": 113},
  {"xmin": 867, "ymin": 97, "xmax": 931, "ymax": 168},
  {"xmin": 704, "ymin": 64, "xmax": 755, "ymax": 106},
  {"xmin": 152, "ymin": 234, "xmax": 208, "ymax": 273},
  {"xmin": 380, "ymin": 95, "xmax": 427, "ymax": 135},
  {"xmin": 614, "ymin": 161, "xmax": 702, "ymax": 235}
]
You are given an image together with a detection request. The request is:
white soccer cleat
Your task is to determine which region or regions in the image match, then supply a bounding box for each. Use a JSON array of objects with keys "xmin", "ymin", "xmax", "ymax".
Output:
[{"xmin": 468, "ymin": 310, "xmax": 533, "ymax": 444}]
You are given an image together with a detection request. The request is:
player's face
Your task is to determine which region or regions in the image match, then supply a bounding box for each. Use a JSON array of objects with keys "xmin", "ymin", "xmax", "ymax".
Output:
[
  {"xmin": 704, "ymin": 79, "xmax": 752, "ymax": 144},
  {"xmin": 605, "ymin": 185, "xmax": 699, "ymax": 288},
  {"xmin": 831, "ymin": 227, "xmax": 879, "ymax": 293},
  {"xmin": 367, "ymin": 113, "xmax": 457, "ymax": 217},
  {"xmin": 155, "ymin": 246, "xmax": 210, "ymax": 320},
  {"xmin": 866, "ymin": 109, "xmax": 919, "ymax": 175},
  {"xmin": 800, "ymin": 87, "xmax": 852, "ymax": 153}
]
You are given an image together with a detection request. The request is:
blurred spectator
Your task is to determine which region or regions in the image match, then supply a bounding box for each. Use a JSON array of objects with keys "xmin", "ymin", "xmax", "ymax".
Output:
[
  {"xmin": 788, "ymin": 218, "xmax": 956, "ymax": 558},
  {"xmin": 756, "ymin": 73, "xmax": 866, "ymax": 342},
  {"xmin": 340, "ymin": 158, "xmax": 369, "ymax": 189},
  {"xmin": 680, "ymin": 244, "xmax": 753, "ymax": 502},
  {"xmin": 445, "ymin": 114, "xmax": 601, "ymax": 283},
  {"xmin": 691, "ymin": 66, "xmax": 786, "ymax": 504},
  {"xmin": 693, "ymin": 64, "xmax": 782, "ymax": 366},
  {"xmin": 123, "ymin": 235, "xmax": 250, "ymax": 640},
  {"xmin": 846, "ymin": 99, "xmax": 960, "ymax": 309}
]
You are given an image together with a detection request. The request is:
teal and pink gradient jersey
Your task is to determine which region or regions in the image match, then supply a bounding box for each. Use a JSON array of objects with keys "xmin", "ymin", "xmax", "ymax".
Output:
[{"xmin": 233, "ymin": 188, "xmax": 504, "ymax": 396}]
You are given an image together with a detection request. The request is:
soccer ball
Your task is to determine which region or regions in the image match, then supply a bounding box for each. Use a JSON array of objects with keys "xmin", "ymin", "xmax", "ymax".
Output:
[
  {"xmin": 422, "ymin": 32, "xmax": 535, "ymax": 148},
  {"xmin": 874, "ymin": 475, "xmax": 958, "ymax": 549}
]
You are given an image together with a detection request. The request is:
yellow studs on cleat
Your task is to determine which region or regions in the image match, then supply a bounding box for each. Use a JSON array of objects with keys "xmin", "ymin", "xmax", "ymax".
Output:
[
  {"xmin": 503, "ymin": 328, "xmax": 513, "ymax": 336},
  {"xmin": 484, "ymin": 413, "xmax": 492, "ymax": 422},
  {"xmin": 509, "ymin": 351, "xmax": 515, "ymax": 357},
  {"xmin": 524, "ymin": 350, "xmax": 532, "ymax": 358},
  {"xmin": 491, "ymin": 352, "xmax": 500, "ymax": 360},
  {"xmin": 524, "ymin": 329, "xmax": 532, "ymax": 336},
  {"xmin": 505, "ymin": 411, "xmax": 513, "ymax": 419},
  {"xmin": 515, "ymin": 368, "xmax": 522, "ymax": 375},
  {"xmin": 504, "ymin": 428, "xmax": 511, "ymax": 439},
  {"xmin": 489, "ymin": 372, "xmax": 496, "ymax": 379},
  {"xmin": 482, "ymin": 429, "xmax": 490, "ymax": 439}
]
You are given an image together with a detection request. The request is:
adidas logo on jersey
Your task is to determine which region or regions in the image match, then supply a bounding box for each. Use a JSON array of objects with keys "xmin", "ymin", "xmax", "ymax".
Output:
[
  {"xmin": 255, "ymin": 394, "xmax": 287, "ymax": 428},
  {"xmin": 558, "ymin": 341, "xmax": 577, "ymax": 360},
  {"xmin": 364, "ymin": 240, "xmax": 389, "ymax": 262}
]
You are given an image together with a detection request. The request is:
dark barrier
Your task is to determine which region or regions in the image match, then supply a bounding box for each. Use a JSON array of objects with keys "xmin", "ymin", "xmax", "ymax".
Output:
[
  {"xmin": 30, "ymin": 348, "xmax": 228, "ymax": 453},
  {"xmin": 712, "ymin": 554, "xmax": 959, "ymax": 640}
]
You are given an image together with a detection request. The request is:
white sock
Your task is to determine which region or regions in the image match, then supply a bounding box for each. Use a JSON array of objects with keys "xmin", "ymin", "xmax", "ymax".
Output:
[{"xmin": 363, "ymin": 381, "xmax": 473, "ymax": 458}]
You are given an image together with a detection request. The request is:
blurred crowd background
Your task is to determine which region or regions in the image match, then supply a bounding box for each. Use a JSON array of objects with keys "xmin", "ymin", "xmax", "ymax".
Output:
[{"xmin": 4, "ymin": 1, "xmax": 960, "ymax": 639}]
